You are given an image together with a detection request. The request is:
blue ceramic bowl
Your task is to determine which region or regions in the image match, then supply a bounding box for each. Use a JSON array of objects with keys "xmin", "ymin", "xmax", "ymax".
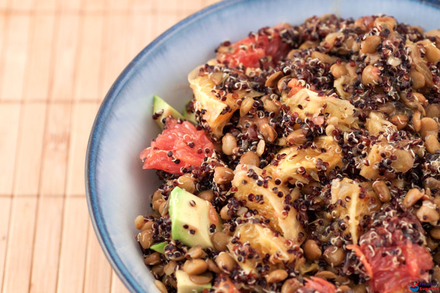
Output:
[{"xmin": 86, "ymin": 0, "xmax": 440, "ymax": 291}]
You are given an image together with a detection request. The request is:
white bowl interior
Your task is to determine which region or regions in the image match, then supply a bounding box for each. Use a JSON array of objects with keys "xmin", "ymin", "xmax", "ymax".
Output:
[{"xmin": 88, "ymin": 0, "xmax": 440, "ymax": 292}]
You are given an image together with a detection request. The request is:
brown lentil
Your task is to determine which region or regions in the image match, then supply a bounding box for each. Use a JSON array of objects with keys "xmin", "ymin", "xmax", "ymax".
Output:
[
  {"xmin": 263, "ymin": 99, "xmax": 280, "ymax": 114},
  {"xmin": 163, "ymin": 274, "xmax": 177, "ymax": 289},
  {"xmin": 177, "ymin": 174, "xmax": 196, "ymax": 194},
  {"xmin": 403, "ymin": 188, "xmax": 424, "ymax": 208},
  {"xmin": 153, "ymin": 198, "xmax": 165, "ymax": 211},
  {"xmin": 420, "ymin": 117, "xmax": 439, "ymax": 139},
  {"xmin": 141, "ymin": 220, "xmax": 154, "ymax": 231},
  {"xmin": 183, "ymin": 259, "xmax": 208, "ymax": 275},
  {"xmin": 311, "ymin": 51, "xmax": 336, "ymax": 64},
  {"xmin": 158, "ymin": 200, "xmax": 168, "ymax": 216},
  {"xmin": 189, "ymin": 272, "xmax": 213, "ymax": 285},
  {"xmin": 303, "ymin": 239, "xmax": 322, "ymax": 261},
  {"xmin": 206, "ymin": 259, "xmax": 221, "ymax": 274},
  {"xmin": 266, "ymin": 269, "xmax": 288, "ymax": 283},
  {"xmin": 281, "ymin": 278, "xmax": 301, "ymax": 293},
  {"xmin": 260, "ymin": 123, "xmax": 277, "ymax": 142},
  {"xmin": 362, "ymin": 65, "xmax": 380, "ymax": 85},
  {"xmin": 220, "ymin": 205, "xmax": 231, "ymax": 220},
  {"xmin": 420, "ymin": 39, "xmax": 440, "ymax": 63},
  {"xmin": 145, "ymin": 252, "xmax": 161, "ymax": 266},
  {"xmin": 425, "ymin": 135, "xmax": 440, "ymax": 154},
  {"xmin": 215, "ymin": 252, "xmax": 236, "ymax": 272},
  {"xmin": 256, "ymin": 140, "xmax": 265, "ymax": 157},
  {"xmin": 240, "ymin": 97, "xmax": 254, "ymax": 117},
  {"xmin": 151, "ymin": 264, "xmax": 165, "ymax": 278},
  {"xmin": 412, "ymin": 111, "xmax": 422, "ymax": 133},
  {"xmin": 417, "ymin": 201, "xmax": 440, "ymax": 222},
  {"xmin": 426, "ymin": 29, "xmax": 440, "ymax": 39},
  {"xmin": 139, "ymin": 229, "xmax": 154, "ymax": 249},
  {"xmin": 314, "ymin": 271, "xmax": 338, "ymax": 280},
  {"xmin": 323, "ymin": 246, "xmax": 345, "ymax": 266},
  {"xmin": 361, "ymin": 35, "xmax": 381, "ymax": 54},
  {"xmin": 299, "ymin": 40, "xmax": 319, "ymax": 49},
  {"xmin": 426, "ymin": 235, "xmax": 439, "ymax": 251},
  {"xmin": 389, "ymin": 115, "xmax": 408, "ymax": 130},
  {"xmin": 410, "ymin": 69, "xmax": 426, "ymax": 89},
  {"xmin": 339, "ymin": 285, "xmax": 352, "ymax": 292},
  {"xmin": 152, "ymin": 190, "xmax": 162, "ymax": 203},
  {"xmin": 154, "ymin": 280, "xmax": 168, "ymax": 293},
  {"xmin": 211, "ymin": 231, "xmax": 230, "ymax": 252},
  {"xmin": 240, "ymin": 151, "xmax": 260, "ymax": 166},
  {"xmin": 163, "ymin": 261, "xmax": 178, "ymax": 275},
  {"xmin": 286, "ymin": 129, "xmax": 307, "ymax": 146},
  {"xmin": 213, "ymin": 167, "xmax": 234, "ymax": 185},
  {"xmin": 426, "ymin": 104, "xmax": 440, "ymax": 118},
  {"xmin": 425, "ymin": 178, "xmax": 440, "ymax": 190},
  {"xmin": 134, "ymin": 215, "xmax": 145, "ymax": 230},
  {"xmin": 413, "ymin": 92, "xmax": 428, "ymax": 106},
  {"xmin": 198, "ymin": 190, "xmax": 214, "ymax": 202},
  {"xmin": 186, "ymin": 245, "xmax": 206, "ymax": 259},
  {"xmin": 277, "ymin": 76, "xmax": 290, "ymax": 92},
  {"xmin": 222, "ymin": 133, "xmax": 237, "ymax": 156},
  {"xmin": 374, "ymin": 16, "xmax": 396, "ymax": 30},
  {"xmin": 322, "ymin": 32, "xmax": 343, "ymax": 52},
  {"xmin": 372, "ymin": 180, "xmax": 391, "ymax": 202},
  {"xmin": 265, "ymin": 71, "xmax": 284, "ymax": 87}
]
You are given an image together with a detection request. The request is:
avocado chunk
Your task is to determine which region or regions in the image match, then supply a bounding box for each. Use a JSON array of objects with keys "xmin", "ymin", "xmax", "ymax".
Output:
[
  {"xmin": 176, "ymin": 270, "xmax": 211, "ymax": 293},
  {"xmin": 150, "ymin": 241, "xmax": 167, "ymax": 254},
  {"xmin": 169, "ymin": 187, "xmax": 222, "ymax": 248},
  {"xmin": 182, "ymin": 101, "xmax": 197, "ymax": 125},
  {"xmin": 153, "ymin": 95, "xmax": 184, "ymax": 129}
]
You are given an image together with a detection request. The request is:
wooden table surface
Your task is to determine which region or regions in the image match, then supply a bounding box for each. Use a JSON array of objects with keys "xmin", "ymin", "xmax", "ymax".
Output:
[{"xmin": 0, "ymin": 0, "xmax": 219, "ymax": 292}]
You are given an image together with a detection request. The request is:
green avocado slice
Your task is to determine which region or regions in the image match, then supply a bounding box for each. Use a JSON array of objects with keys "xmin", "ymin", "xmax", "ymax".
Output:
[
  {"xmin": 150, "ymin": 242, "xmax": 167, "ymax": 254},
  {"xmin": 182, "ymin": 101, "xmax": 197, "ymax": 125},
  {"xmin": 169, "ymin": 187, "xmax": 222, "ymax": 248},
  {"xmin": 176, "ymin": 270, "xmax": 212, "ymax": 293},
  {"xmin": 153, "ymin": 95, "xmax": 184, "ymax": 129}
]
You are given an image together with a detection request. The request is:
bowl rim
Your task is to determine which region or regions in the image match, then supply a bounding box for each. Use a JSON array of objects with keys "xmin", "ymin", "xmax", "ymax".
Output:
[
  {"xmin": 85, "ymin": 0, "xmax": 243, "ymax": 291},
  {"xmin": 85, "ymin": 0, "xmax": 440, "ymax": 292}
]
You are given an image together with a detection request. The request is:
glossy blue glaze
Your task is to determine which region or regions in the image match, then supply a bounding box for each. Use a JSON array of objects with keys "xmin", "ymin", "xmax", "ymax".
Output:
[{"xmin": 86, "ymin": 0, "xmax": 440, "ymax": 292}]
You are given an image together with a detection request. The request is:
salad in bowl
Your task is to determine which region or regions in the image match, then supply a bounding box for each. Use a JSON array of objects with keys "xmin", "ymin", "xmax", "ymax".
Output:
[{"xmin": 134, "ymin": 14, "xmax": 440, "ymax": 293}]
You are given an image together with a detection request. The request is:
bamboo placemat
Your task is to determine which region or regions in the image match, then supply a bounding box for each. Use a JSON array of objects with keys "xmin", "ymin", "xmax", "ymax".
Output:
[{"xmin": 0, "ymin": 0, "xmax": 219, "ymax": 292}]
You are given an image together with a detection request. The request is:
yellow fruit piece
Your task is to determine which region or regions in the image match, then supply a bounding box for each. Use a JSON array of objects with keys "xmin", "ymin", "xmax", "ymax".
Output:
[
  {"xmin": 232, "ymin": 164, "xmax": 304, "ymax": 243},
  {"xmin": 281, "ymin": 88, "xmax": 357, "ymax": 129},
  {"xmin": 359, "ymin": 139, "xmax": 414, "ymax": 180},
  {"xmin": 227, "ymin": 223, "xmax": 302, "ymax": 273},
  {"xmin": 407, "ymin": 40, "xmax": 434, "ymax": 88},
  {"xmin": 331, "ymin": 178, "xmax": 379, "ymax": 244},
  {"xmin": 365, "ymin": 111, "xmax": 397, "ymax": 136},
  {"xmin": 188, "ymin": 65, "xmax": 261, "ymax": 139},
  {"xmin": 334, "ymin": 75, "xmax": 356, "ymax": 100},
  {"xmin": 359, "ymin": 144, "xmax": 381, "ymax": 180},
  {"xmin": 266, "ymin": 136, "xmax": 343, "ymax": 184}
]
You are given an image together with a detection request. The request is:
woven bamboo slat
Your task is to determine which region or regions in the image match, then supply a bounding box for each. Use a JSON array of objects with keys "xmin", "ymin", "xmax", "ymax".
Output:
[{"xmin": 0, "ymin": 1, "xmax": 218, "ymax": 292}]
